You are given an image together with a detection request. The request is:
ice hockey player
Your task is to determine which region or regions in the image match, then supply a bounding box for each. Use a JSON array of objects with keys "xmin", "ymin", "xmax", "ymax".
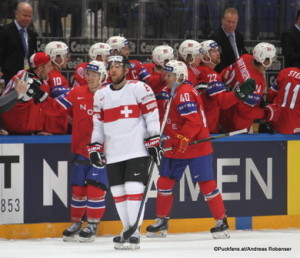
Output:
[
  {"xmin": 146, "ymin": 60, "xmax": 230, "ymax": 239},
  {"xmin": 219, "ymin": 42, "xmax": 280, "ymax": 132},
  {"xmin": 106, "ymin": 35, "xmax": 150, "ymax": 81},
  {"xmin": 31, "ymin": 60, "xmax": 109, "ymax": 242},
  {"xmin": 144, "ymin": 45, "xmax": 175, "ymax": 94},
  {"xmin": 72, "ymin": 42, "xmax": 112, "ymax": 87},
  {"xmin": 0, "ymin": 52, "xmax": 53, "ymax": 134},
  {"xmin": 197, "ymin": 40, "xmax": 256, "ymax": 133},
  {"xmin": 88, "ymin": 55, "xmax": 161, "ymax": 249},
  {"xmin": 44, "ymin": 41, "xmax": 71, "ymax": 134}
]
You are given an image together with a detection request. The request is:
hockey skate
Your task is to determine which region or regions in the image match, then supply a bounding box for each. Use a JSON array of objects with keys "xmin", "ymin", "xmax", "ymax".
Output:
[
  {"xmin": 62, "ymin": 222, "xmax": 82, "ymax": 242},
  {"xmin": 113, "ymin": 231, "xmax": 140, "ymax": 250},
  {"xmin": 78, "ymin": 222, "xmax": 99, "ymax": 242},
  {"xmin": 210, "ymin": 217, "xmax": 230, "ymax": 239},
  {"xmin": 146, "ymin": 217, "xmax": 169, "ymax": 238}
]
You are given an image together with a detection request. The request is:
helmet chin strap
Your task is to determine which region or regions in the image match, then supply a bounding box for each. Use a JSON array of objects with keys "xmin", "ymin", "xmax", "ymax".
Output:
[{"xmin": 202, "ymin": 55, "xmax": 217, "ymax": 66}]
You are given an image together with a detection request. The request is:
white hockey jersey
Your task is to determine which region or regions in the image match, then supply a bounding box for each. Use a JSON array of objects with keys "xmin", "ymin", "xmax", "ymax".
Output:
[{"xmin": 92, "ymin": 80, "xmax": 160, "ymax": 164}]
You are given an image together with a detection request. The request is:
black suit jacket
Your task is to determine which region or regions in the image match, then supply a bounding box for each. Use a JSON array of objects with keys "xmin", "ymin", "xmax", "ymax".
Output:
[
  {"xmin": 210, "ymin": 27, "xmax": 247, "ymax": 73},
  {"xmin": 281, "ymin": 25, "xmax": 300, "ymax": 68},
  {"xmin": 0, "ymin": 21, "xmax": 37, "ymax": 84}
]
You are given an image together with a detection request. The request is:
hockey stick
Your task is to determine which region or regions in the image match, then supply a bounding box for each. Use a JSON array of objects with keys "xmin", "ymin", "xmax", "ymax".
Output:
[
  {"xmin": 162, "ymin": 128, "xmax": 248, "ymax": 152},
  {"xmin": 122, "ymin": 82, "xmax": 179, "ymax": 241}
]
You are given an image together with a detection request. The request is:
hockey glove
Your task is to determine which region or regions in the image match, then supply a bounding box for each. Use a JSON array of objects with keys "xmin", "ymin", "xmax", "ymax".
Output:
[
  {"xmin": 264, "ymin": 104, "xmax": 281, "ymax": 122},
  {"xmin": 194, "ymin": 82, "xmax": 208, "ymax": 95},
  {"xmin": 32, "ymin": 85, "xmax": 48, "ymax": 103},
  {"xmin": 87, "ymin": 142, "xmax": 106, "ymax": 168},
  {"xmin": 234, "ymin": 78, "xmax": 256, "ymax": 101},
  {"xmin": 144, "ymin": 135, "xmax": 164, "ymax": 166},
  {"xmin": 172, "ymin": 134, "xmax": 190, "ymax": 154},
  {"xmin": 19, "ymin": 76, "xmax": 40, "ymax": 102}
]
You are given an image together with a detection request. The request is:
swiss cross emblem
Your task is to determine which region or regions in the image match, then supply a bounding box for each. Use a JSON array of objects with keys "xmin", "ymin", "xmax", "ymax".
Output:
[{"xmin": 120, "ymin": 106, "xmax": 133, "ymax": 118}]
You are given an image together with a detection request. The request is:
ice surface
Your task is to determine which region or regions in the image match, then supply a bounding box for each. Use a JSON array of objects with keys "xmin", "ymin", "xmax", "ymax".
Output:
[{"xmin": 0, "ymin": 229, "xmax": 300, "ymax": 258}]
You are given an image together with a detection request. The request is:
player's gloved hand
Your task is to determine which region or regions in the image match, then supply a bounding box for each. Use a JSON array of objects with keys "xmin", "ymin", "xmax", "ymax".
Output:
[
  {"xmin": 264, "ymin": 103, "xmax": 281, "ymax": 122},
  {"xmin": 234, "ymin": 78, "xmax": 256, "ymax": 101},
  {"xmin": 19, "ymin": 77, "xmax": 48, "ymax": 103},
  {"xmin": 31, "ymin": 84, "xmax": 48, "ymax": 103},
  {"xmin": 172, "ymin": 134, "xmax": 190, "ymax": 154},
  {"xmin": 144, "ymin": 135, "xmax": 164, "ymax": 166},
  {"xmin": 194, "ymin": 82, "xmax": 208, "ymax": 95},
  {"xmin": 19, "ymin": 77, "xmax": 39, "ymax": 102},
  {"xmin": 87, "ymin": 142, "xmax": 106, "ymax": 168}
]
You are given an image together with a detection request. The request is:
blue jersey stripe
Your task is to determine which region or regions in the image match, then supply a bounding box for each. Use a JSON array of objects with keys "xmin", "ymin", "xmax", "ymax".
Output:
[{"xmin": 177, "ymin": 101, "xmax": 198, "ymax": 115}]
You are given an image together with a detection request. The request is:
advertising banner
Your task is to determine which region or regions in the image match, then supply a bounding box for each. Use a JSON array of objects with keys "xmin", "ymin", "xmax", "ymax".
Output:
[{"xmin": 0, "ymin": 139, "xmax": 287, "ymax": 224}]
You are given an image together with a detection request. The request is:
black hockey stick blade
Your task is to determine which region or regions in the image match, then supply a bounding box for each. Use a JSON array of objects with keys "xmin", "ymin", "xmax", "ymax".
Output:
[
  {"xmin": 163, "ymin": 128, "xmax": 248, "ymax": 152},
  {"xmin": 122, "ymin": 161, "xmax": 156, "ymax": 240}
]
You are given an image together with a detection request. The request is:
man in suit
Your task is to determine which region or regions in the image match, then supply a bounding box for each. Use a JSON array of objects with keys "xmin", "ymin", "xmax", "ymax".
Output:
[
  {"xmin": 0, "ymin": 2, "xmax": 37, "ymax": 85},
  {"xmin": 210, "ymin": 7, "xmax": 247, "ymax": 73},
  {"xmin": 281, "ymin": 9, "xmax": 300, "ymax": 68}
]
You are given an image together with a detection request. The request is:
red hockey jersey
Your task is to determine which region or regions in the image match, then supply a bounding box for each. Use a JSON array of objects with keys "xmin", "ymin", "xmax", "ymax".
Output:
[
  {"xmin": 219, "ymin": 54, "xmax": 266, "ymax": 131},
  {"xmin": 44, "ymin": 69, "xmax": 70, "ymax": 134},
  {"xmin": 72, "ymin": 62, "xmax": 88, "ymax": 87},
  {"xmin": 268, "ymin": 67, "xmax": 300, "ymax": 134},
  {"xmin": 41, "ymin": 85, "xmax": 95, "ymax": 157},
  {"xmin": 162, "ymin": 83, "xmax": 213, "ymax": 159},
  {"xmin": 197, "ymin": 65, "xmax": 238, "ymax": 133}
]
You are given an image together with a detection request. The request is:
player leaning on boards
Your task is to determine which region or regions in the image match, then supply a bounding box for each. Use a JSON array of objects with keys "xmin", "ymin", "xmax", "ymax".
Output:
[
  {"xmin": 87, "ymin": 55, "xmax": 161, "ymax": 250},
  {"xmin": 146, "ymin": 60, "xmax": 230, "ymax": 239}
]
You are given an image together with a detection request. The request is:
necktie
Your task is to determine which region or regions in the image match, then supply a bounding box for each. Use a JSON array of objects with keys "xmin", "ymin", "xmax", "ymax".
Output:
[
  {"xmin": 19, "ymin": 28, "xmax": 28, "ymax": 59},
  {"xmin": 228, "ymin": 34, "xmax": 239, "ymax": 59}
]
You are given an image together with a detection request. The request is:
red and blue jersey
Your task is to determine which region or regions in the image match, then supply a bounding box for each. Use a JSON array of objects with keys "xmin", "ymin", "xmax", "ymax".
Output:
[{"xmin": 162, "ymin": 83, "xmax": 213, "ymax": 159}]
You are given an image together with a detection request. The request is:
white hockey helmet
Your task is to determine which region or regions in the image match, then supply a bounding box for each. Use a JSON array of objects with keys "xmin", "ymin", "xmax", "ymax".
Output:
[
  {"xmin": 252, "ymin": 42, "xmax": 276, "ymax": 68},
  {"xmin": 44, "ymin": 41, "xmax": 69, "ymax": 66},
  {"xmin": 152, "ymin": 45, "xmax": 175, "ymax": 67},
  {"xmin": 85, "ymin": 60, "xmax": 108, "ymax": 85},
  {"xmin": 88, "ymin": 42, "xmax": 112, "ymax": 61},
  {"xmin": 164, "ymin": 60, "xmax": 188, "ymax": 83},
  {"xmin": 178, "ymin": 39, "xmax": 201, "ymax": 63},
  {"xmin": 106, "ymin": 36, "xmax": 129, "ymax": 53},
  {"xmin": 199, "ymin": 40, "xmax": 219, "ymax": 58}
]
